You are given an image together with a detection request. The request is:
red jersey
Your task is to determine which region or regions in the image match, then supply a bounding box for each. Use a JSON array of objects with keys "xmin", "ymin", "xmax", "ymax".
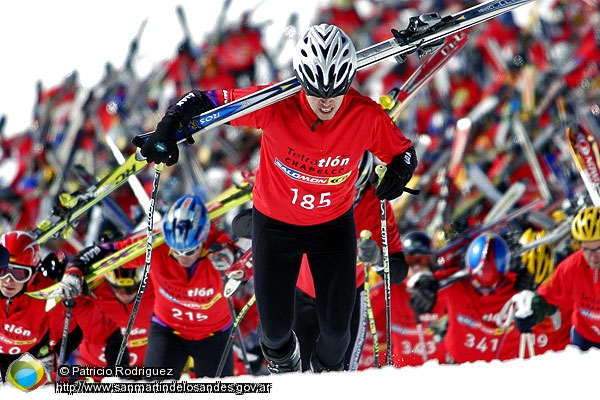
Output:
[
  {"xmin": 296, "ymin": 185, "xmax": 402, "ymax": 297},
  {"xmin": 76, "ymin": 279, "xmax": 155, "ymax": 368},
  {"xmin": 437, "ymin": 276, "xmax": 521, "ymax": 363},
  {"xmin": 363, "ymin": 281, "xmax": 448, "ymax": 368},
  {"xmin": 114, "ymin": 227, "xmax": 233, "ymax": 341},
  {"xmin": 215, "ymin": 86, "xmax": 413, "ymax": 226},
  {"xmin": 538, "ymin": 250, "xmax": 600, "ymax": 344},
  {"xmin": 0, "ymin": 275, "xmax": 119, "ymax": 356},
  {"xmin": 0, "ymin": 276, "xmax": 65, "ymax": 355}
]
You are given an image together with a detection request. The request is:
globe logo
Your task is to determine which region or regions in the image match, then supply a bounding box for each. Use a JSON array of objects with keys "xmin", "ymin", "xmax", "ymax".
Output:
[{"xmin": 6, "ymin": 353, "xmax": 49, "ymax": 392}]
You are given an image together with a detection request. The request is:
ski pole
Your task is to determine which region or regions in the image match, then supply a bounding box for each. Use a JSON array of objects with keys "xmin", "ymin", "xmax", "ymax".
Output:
[
  {"xmin": 519, "ymin": 333, "xmax": 535, "ymax": 359},
  {"xmin": 56, "ymin": 298, "xmax": 75, "ymax": 383},
  {"xmin": 495, "ymin": 296, "xmax": 517, "ymax": 359},
  {"xmin": 359, "ymin": 230, "xmax": 379, "ymax": 368},
  {"xmin": 222, "ymin": 272, "xmax": 252, "ymax": 375},
  {"xmin": 374, "ymin": 166, "xmax": 392, "ymax": 366},
  {"xmin": 216, "ymin": 294, "xmax": 256, "ymax": 377},
  {"xmin": 116, "ymin": 162, "xmax": 164, "ymax": 366}
]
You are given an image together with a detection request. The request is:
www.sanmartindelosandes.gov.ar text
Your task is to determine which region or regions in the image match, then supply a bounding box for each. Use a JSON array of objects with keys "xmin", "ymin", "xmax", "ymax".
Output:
[{"xmin": 55, "ymin": 380, "xmax": 273, "ymax": 395}]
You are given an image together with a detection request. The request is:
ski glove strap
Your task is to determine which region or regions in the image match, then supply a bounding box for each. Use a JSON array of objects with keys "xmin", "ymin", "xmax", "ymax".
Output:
[{"xmin": 375, "ymin": 146, "xmax": 418, "ymax": 200}]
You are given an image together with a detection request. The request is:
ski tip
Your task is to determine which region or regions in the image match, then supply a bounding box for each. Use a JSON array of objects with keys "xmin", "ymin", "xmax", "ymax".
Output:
[{"xmin": 45, "ymin": 298, "xmax": 59, "ymax": 312}]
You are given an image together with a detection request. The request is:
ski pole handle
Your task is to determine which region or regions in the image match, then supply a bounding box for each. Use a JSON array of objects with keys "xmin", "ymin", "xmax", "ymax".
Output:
[
  {"xmin": 375, "ymin": 165, "xmax": 387, "ymax": 184},
  {"xmin": 360, "ymin": 229, "xmax": 372, "ymax": 241}
]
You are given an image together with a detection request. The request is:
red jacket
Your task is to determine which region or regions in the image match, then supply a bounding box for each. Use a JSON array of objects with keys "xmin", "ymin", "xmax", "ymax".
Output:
[
  {"xmin": 436, "ymin": 272, "xmax": 569, "ymax": 363},
  {"xmin": 215, "ymin": 86, "xmax": 413, "ymax": 226},
  {"xmin": 538, "ymin": 250, "xmax": 600, "ymax": 344},
  {"xmin": 76, "ymin": 278, "xmax": 155, "ymax": 368},
  {"xmin": 437, "ymin": 274, "xmax": 521, "ymax": 363},
  {"xmin": 0, "ymin": 274, "xmax": 119, "ymax": 357}
]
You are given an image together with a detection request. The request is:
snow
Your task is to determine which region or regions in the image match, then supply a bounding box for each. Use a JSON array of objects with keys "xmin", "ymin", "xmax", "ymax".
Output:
[{"xmin": 1, "ymin": 345, "xmax": 598, "ymax": 398}]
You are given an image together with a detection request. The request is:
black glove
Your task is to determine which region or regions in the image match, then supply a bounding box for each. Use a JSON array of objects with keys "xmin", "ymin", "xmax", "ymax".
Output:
[
  {"xmin": 512, "ymin": 290, "xmax": 558, "ymax": 333},
  {"xmin": 515, "ymin": 315, "xmax": 536, "ymax": 333},
  {"xmin": 138, "ymin": 90, "xmax": 215, "ymax": 166},
  {"xmin": 375, "ymin": 146, "xmax": 417, "ymax": 200},
  {"xmin": 408, "ymin": 272, "xmax": 439, "ymax": 315},
  {"xmin": 70, "ymin": 243, "xmax": 115, "ymax": 275},
  {"xmin": 357, "ymin": 237, "xmax": 382, "ymax": 266}
]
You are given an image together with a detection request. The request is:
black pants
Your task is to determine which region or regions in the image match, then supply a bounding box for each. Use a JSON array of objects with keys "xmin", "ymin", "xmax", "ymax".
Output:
[
  {"xmin": 571, "ymin": 327, "xmax": 600, "ymax": 351},
  {"xmin": 294, "ymin": 286, "xmax": 365, "ymax": 371},
  {"xmin": 144, "ymin": 321, "xmax": 233, "ymax": 379},
  {"xmin": 252, "ymin": 207, "xmax": 357, "ymax": 368}
]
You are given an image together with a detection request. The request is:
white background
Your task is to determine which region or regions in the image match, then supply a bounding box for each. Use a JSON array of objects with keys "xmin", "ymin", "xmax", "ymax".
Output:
[{"xmin": 0, "ymin": 0, "xmax": 323, "ymax": 136}]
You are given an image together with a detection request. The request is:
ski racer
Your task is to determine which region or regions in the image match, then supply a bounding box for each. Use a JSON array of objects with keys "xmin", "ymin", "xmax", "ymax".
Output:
[
  {"xmin": 55, "ymin": 194, "xmax": 240, "ymax": 378},
  {"xmin": 73, "ymin": 264, "xmax": 155, "ymax": 378},
  {"xmin": 137, "ymin": 23, "xmax": 417, "ymax": 373},
  {"xmin": 0, "ymin": 231, "xmax": 125, "ymax": 382},
  {"xmin": 513, "ymin": 206, "xmax": 600, "ymax": 350},
  {"xmin": 409, "ymin": 233, "xmax": 524, "ymax": 363}
]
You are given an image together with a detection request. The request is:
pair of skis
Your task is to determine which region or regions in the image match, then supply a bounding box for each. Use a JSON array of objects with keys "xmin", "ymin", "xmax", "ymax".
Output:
[
  {"xmin": 133, "ymin": 0, "xmax": 535, "ymax": 149},
  {"xmin": 26, "ymin": 179, "xmax": 254, "ymax": 304}
]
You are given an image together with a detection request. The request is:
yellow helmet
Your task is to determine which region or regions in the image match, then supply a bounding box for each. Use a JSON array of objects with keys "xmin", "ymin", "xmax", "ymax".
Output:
[
  {"xmin": 571, "ymin": 206, "xmax": 600, "ymax": 242},
  {"xmin": 519, "ymin": 228, "xmax": 555, "ymax": 286},
  {"xmin": 106, "ymin": 266, "xmax": 144, "ymax": 293}
]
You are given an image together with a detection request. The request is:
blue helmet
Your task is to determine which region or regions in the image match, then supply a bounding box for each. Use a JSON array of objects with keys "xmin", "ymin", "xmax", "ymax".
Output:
[
  {"xmin": 163, "ymin": 194, "xmax": 210, "ymax": 252},
  {"xmin": 465, "ymin": 233, "xmax": 511, "ymax": 293}
]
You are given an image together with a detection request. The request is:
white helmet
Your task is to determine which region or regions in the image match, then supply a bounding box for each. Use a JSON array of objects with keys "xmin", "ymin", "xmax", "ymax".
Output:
[{"xmin": 293, "ymin": 24, "xmax": 357, "ymax": 98}]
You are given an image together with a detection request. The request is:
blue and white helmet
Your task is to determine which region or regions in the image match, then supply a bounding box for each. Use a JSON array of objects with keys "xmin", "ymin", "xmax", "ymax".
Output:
[
  {"xmin": 163, "ymin": 194, "xmax": 210, "ymax": 252},
  {"xmin": 293, "ymin": 23, "xmax": 357, "ymax": 98}
]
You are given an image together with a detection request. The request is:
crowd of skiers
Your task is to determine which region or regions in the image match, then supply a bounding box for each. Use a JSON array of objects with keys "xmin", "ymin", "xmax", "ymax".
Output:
[{"xmin": 1, "ymin": 0, "xmax": 600, "ymax": 383}]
